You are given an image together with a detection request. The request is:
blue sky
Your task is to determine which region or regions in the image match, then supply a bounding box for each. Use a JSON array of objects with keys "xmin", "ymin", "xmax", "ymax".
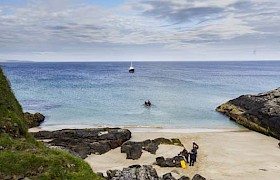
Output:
[{"xmin": 0, "ymin": 0, "xmax": 280, "ymax": 61}]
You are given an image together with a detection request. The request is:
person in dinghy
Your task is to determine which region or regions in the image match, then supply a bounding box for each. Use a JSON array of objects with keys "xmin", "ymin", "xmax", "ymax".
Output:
[{"xmin": 144, "ymin": 100, "xmax": 152, "ymax": 107}]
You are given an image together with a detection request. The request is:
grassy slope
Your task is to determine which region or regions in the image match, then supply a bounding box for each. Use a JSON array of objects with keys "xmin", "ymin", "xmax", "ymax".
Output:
[{"xmin": 0, "ymin": 68, "xmax": 103, "ymax": 179}]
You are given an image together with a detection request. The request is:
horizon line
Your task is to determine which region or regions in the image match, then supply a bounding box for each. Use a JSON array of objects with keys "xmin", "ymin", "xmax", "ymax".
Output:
[{"xmin": 1, "ymin": 59, "xmax": 280, "ymax": 63}]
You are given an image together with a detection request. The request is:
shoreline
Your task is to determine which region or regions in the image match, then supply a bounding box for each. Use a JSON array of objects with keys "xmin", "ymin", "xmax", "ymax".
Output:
[{"xmin": 28, "ymin": 124, "xmax": 243, "ymax": 133}]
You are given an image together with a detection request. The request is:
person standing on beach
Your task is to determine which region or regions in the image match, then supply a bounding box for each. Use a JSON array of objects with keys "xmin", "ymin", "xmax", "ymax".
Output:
[
  {"xmin": 192, "ymin": 142, "xmax": 199, "ymax": 162},
  {"xmin": 189, "ymin": 149, "xmax": 196, "ymax": 166},
  {"xmin": 179, "ymin": 148, "xmax": 189, "ymax": 163}
]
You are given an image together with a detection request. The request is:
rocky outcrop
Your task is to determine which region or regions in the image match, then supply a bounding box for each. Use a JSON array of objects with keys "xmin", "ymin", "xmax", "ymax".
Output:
[
  {"xmin": 32, "ymin": 128, "xmax": 131, "ymax": 158},
  {"xmin": 24, "ymin": 112, "xmax": 45, "ymax": 128},
  {"xmin": 99, "ymin": 165, "xmax": 205, "ymax": 180},
  {"xmin": 216, "ymin": 88, "xmax": 280, "ymax": 139},
  {"xmin": 156, "ymin": 156, "xmax": 183, "ymax": 167},
  {"xmin": 121, "ymin": 138, "xmax": 183, "ymax": 160},
  {"xmin": 105, "ymin": 165, "xmax": 159, "ymax": 180}
]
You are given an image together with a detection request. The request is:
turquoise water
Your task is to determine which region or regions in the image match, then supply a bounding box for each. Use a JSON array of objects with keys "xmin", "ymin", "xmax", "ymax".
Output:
[{"xmin": 1, "ymin": 61, "xmax": 280, "ymax": 129}]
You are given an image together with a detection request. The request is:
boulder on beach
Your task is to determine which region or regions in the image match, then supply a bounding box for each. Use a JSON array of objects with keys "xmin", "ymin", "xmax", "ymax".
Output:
[
  {"xmin": 216, "ymin": 87, "xmax": 280, "ymax": 139},
  {"xmin": 121, "ymin": 138, "xmax": 183, "ymax": 160},
  {"xmin": 156, "ymin": 156, "xmax": 183, "ymax": 167}
]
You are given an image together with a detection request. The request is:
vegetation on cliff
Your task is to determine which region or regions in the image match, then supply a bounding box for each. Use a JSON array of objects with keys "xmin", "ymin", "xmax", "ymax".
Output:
[{"xmin": 0, "ymin": 68, "xmax": 103, "ymax": 179}]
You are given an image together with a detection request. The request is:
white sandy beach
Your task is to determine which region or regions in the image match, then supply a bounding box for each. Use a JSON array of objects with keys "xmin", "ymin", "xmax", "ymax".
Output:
[
  {"xmin": 29, "ymin": 127, "xmax": 280, "ymax": 179},
  {"xmin": 85, "ymin": 129, "xmax": 280, "ymax": 180}
]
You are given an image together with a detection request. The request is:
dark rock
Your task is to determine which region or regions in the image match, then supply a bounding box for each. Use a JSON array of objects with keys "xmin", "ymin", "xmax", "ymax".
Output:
[
  {"xmin": 216, "ymin": 88, "xmax": 280, "ymax": 139},
  {"xmin": 71, "ymin": 144, "xmax": 90, "ymax": 159},
  {"xmin": 156, "ymin": 156, "xmax": 184, "ymax": 167},
  {"xmin": 192, "ymin": 174, "xmax": 206, "ymax": 180},
  {"xmin": 121, "ymin": 141, "xmax": 143, "ymax": 159},
  {"xmin": 107, "ymin": 139, "xmax": 123, "ymax": 149},
  {"xmin": 143, "ymin": 139, "xmax": 152, "ymax": 146},
  {"xmin": 105, "ymin": 165, "xmax": 205, "ymax": 180},
  {"xmin": 163, "ymin": 173, "xmax": 176, "ymax": 180},
  {"xmin": 105, "ymin": 165, "xmax": 159, "ymax": 180},
  {"xmin": 143, "ymin": 141, "xmax": 158, "ymax": 154},
  {"xmin": 143, "ymin": 165, "xmax": 158, "ymax": 178},
  {"xmin": 173, "ymin": 156, "xmax": 183, "ymax": 167},
  {"xmin": 31, "ymin": 128, "xmax": 131, "ymax": 158},
  {"xmin": 137, "ymin": 166, "xmax": 149, "ymax": 180},
  {"xmin": 123, "ymin": 167, "xmax": 137, "ymax": 179},
  {"xmin": 156, "ymin": 156, "xmax": 166, "ymax": 167},
  {"xmin": 129, "ymin": 164, "xmax": 141, "ymax": 168},
  {"xmin": 121, "ymin": 138, "xmax": 182, "ymax": 160},
  {"xmin": 106, "ymin": 169, "xmax": 122, "ymax": 179},
  {"xmin": 89, "ymin": 141, "xmax": 111, "ymax": 155},
  {"xmin": 165, "ymin": 158, "xmax": 176, "ymax": 167},
  {"xmin": 178, "ymin": 176, "xmax": 190, "ymax": 180},
  {"xmin": 24, "ymin": 112, "xmax": 45, "ymax": 128},
  {"xmin": 124, "ymin": 144, "xmax": 143, "ymax": 160}
]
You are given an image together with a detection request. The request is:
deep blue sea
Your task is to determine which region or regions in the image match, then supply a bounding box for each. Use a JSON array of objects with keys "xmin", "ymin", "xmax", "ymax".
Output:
[{"xmin": 1, "ymin": 61, "xmax": 280, "ymax": 130}]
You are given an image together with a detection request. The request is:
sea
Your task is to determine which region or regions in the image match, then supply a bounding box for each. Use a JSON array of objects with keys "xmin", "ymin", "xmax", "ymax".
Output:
[{"xmin": 1, "ymin": 61, "xmax": 280, "ymax": 131}]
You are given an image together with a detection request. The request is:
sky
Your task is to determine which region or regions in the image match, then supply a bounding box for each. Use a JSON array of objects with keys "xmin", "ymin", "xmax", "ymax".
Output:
[{"xmin": 0, "ymin": 0, "xmax": 280, "ymax": 61}]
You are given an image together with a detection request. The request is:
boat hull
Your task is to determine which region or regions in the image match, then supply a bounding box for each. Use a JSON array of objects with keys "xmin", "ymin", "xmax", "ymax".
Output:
[{"xmin": 129, "ymin": 69, "xmax": 134, "ymax": 73}]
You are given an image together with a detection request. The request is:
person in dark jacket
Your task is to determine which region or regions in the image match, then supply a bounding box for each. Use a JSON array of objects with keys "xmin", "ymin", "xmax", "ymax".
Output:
[
  {"xmin": 179, "ymin": 148, "xmax": 189, "ymax": 163},
  {"xmin": 189, "ymin": 149, "xmax": 197, "ymax": 166},
  {"xmin": 192, "ymin": 142, "xmax": 199, "ymax": 162}
]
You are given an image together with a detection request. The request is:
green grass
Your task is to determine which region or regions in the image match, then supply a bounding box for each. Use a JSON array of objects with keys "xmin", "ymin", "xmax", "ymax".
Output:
[
  {"xmin": 0, "ymin": 68, "xmax": 103, "ymax": 179},
  {"xmin": 0, "ymin": 68, "xmax": 27, "ymax": 138},
  {"xmin": 0, "ymin": 149, "xmax": 102, "ymax": 179}
]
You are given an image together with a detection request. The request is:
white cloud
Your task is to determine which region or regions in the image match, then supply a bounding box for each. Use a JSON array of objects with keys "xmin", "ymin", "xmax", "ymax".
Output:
[{"xmin": 0, "ymin": 0, "xmax": 280, "ymax": 61}]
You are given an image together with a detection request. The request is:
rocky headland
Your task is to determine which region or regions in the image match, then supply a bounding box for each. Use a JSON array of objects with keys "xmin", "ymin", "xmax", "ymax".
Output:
[{"xmin": 216, "ymin": 88, "xmax": 280, "ymax": 139}]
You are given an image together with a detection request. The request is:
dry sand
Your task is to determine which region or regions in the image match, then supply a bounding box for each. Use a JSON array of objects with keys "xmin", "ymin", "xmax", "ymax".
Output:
[
  {"xmin": 29, "ymin": 127, "xmax": 280, "ymax": 179},
  {"xmin": 85, "ymin": 129, "xmax": 280, "ymax": 180}
]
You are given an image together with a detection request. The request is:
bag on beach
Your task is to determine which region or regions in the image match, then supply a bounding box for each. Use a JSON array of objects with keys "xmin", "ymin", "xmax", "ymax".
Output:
[{"xmin": 180, "ymin": 160, "xmax": 188, "ymax": 169}]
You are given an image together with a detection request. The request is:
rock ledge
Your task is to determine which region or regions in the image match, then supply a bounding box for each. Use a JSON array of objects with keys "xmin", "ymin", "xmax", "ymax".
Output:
[
  {"xmin": 216, "ymin": 88, "xmax": 280, "ymax": 139},
  {"xmin": 32, "ymin": 128, "xmax": 131, "ymax": 158}
]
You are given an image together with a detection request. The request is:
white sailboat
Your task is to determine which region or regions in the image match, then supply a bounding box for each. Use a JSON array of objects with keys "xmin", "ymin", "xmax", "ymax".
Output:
[{"xmin": 128, "ymin": 61, "xmax": 134, "ymax": 73}]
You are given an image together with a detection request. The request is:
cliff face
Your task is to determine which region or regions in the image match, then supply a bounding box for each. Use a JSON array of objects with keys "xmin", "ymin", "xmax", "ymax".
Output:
[
  {"xmin": 0, "ymin": 68, "xmax": 102, "ymax": 179},
  {"xmin": 216, "ymin": 88, "xmax": 280, "ymax": 139},
  {"xmin": 0, "ymin": 68, "xmax": 27, "ymax": 138}
]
